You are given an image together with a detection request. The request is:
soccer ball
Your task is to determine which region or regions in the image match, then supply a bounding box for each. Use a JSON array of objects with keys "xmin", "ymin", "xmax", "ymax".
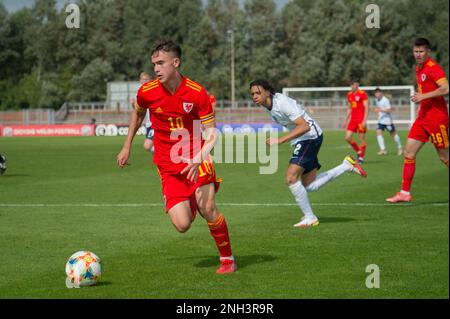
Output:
[
  {"xmin": 65, "ymin": 251, "xmax": 101, "ymax": 288},
  {"xmin": 0, "ymin": 154, "xmax": 6, "ymax": 175}
]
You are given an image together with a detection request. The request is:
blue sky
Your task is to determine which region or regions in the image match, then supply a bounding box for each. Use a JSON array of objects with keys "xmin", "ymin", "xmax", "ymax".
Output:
[{"xmin": 1, "ymin": 0, "xmax": 290, "ymax": 12}]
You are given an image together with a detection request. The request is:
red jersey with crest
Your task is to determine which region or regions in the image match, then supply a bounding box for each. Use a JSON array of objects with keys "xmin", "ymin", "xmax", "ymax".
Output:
[
  {"xmin": 136, "ymin": 77, "xmax": 215, "ymax": 173},
  {"xmin": 347, "ymin": 90, "xmax": 368, "ymax": 123},
  {"xmin": 416, "ymin": 57, "xmax": 448, "ymax": 119}
]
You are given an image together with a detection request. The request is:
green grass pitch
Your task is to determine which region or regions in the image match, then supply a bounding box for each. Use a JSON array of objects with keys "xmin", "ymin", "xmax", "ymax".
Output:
[{"xmin": 0, "ymin": 131, "xmax": 448, "ymax": 298}]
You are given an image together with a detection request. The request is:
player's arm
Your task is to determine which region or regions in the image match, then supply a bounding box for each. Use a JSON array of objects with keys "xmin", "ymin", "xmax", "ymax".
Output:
[
  {"xmin": 342, "ymin": 102, "xmax": 351, "ymax": 128},
  {"xmin": 199, "ymin": 121, "xmax": 219, "ymax": 160},
  {"xmin": 362, "ymin": 99, "xmax": 369, "ymax": 128},
  {"xmin": 411, "ymin": 79, "xmax": 449, "ymax": 103},
  {"xmin": 116, "ymin": 104, "xmax": 146, "ymax": 168},
  {"xmin": 267, "ymin": 117, "xmax": 310, "ymax": 146}
]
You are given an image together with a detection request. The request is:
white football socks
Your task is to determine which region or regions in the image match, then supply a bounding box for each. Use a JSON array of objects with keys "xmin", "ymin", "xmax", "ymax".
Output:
[
  {"xmin": 305, "ymin": 163, "xmax": 350, "ymax": 192},
  {"xmin": 288, "ymin": 181, "xmax": 315, "ymax": 219},
  {"xmin": 377, "ymin": 135, "xmax": 386, "ymax": 151},
  {"xmin": 394, "ymin": 134, "xmax": 402, "ymax": 149}
]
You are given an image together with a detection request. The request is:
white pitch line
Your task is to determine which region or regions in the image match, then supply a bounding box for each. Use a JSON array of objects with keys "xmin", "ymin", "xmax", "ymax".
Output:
[{"xmin": 0, "ymin": 202, "xmax": 448, "ymax": 207}]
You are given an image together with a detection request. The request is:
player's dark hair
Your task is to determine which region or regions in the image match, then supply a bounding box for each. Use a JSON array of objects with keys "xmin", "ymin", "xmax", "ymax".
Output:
[
  {"xmin": 249, "ymin": 79, "xmax": 277, "ymax": 96},
  {"xmin": 350, "ymin": 77, "xmax": 360, "ymax": 84},
  {"xmin": 414, "ymin": 38, "xmax": 431, "ymax": 49},
  {"xmin": 151, "ymin": 39, "xmax": 182, "ymax": 59},
  {"xmin": 374, "ymin": 87, "xmax": 382, "ymax": 93}
]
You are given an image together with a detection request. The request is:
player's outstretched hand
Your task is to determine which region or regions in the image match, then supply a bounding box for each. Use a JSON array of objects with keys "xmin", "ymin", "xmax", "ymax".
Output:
[
  {"xmin": 180, "ymin": 157, "xmax": 200, "ymax": 183},
  {"xmin": 266, "ymin": 137, "xmax": 279, "ymax": 146},
  {"xmin": 117, "ymin": 148, "xmax": 131, "ymax": 168},
  {"xmin": 411, "ymin": 92, "xmax": 424, "ymax": 103}
]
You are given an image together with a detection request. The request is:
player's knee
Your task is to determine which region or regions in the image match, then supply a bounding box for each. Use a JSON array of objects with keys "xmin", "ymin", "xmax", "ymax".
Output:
[
  {"xmin": 199, "ymin": 203, "xmax": 217, "ymax": 220},
  {"xmin": 403, "ymin": 149, "xmax": 415, "ymax": 159},
  {"xmin": 143, "ymin": 143, "xmax": 153, "ymax": 152},
  {"xmin": 345, "ymin": 136, "xmax": 353, "ymax": 143},
  {"xmin": 285, "ymin": 175, "xmax": 299, "ymax": 186},
  {"xmin": 439, "ymin": 154, "xmax": 449, "ymax": 165},
  {"xmin": 173, "ymin": 221, "xmax": 191, "ymax": 233}
]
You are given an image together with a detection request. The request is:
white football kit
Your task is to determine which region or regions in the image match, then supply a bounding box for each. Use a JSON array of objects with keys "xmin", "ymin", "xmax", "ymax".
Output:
[
  {"xmin": 262, "ymin": 92, "xmax": 364, "ymax": 228},
  {"xmin": 266, "ymin": 93, "xmax": 323, "ymax": 145},
  {"xmin": 376, "ymin": 96, "xmax": 393, "ymax": 125},
  {"xmin": 144, "ymin": 109, "xmax": 152, "ymax": 128}
]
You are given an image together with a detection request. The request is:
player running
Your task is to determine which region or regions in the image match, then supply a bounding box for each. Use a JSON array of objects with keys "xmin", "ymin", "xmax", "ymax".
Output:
[
  {"xmin": 250, "ymin": 79, "xmax": 367, "ymax": 228},
  {"xmin": 117, "ymin": 39, "xmax": 237, "ymax": 274},
  {"xmin": 373, "ymin": 88, "xmax": 403, "ymax": 155},
  {"xmin": 387, "ymin": 38, "xmax": 449, "ymax": 203},
  {"xmin": 343, "ymin": 78, "xmax": 369, "ymax": 163}
]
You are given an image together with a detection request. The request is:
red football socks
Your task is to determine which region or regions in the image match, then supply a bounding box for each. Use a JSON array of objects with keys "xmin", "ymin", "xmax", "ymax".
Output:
[
  {"xmin": 401, "ymin": 157, "xmax": 416, "ymax": 193},
  {"xmin": 349, "ymin": 140, "xmax": 360, "ymax": 153},
  {"xmin": 207, "ymin": 213, "xmax": 232, "ymax": 258},
  {"xmin": 360, "ymin": 143, "xmax": 366, "ymax": 158}
]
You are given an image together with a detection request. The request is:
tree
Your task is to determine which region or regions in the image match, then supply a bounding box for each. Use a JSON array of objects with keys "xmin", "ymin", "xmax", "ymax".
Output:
[
  {"xmin": 70, "ymin": 58, "xmax": 114, "ymax": 101},
  {"xmin": 0, "ymin": 0, "xmax": 448, "ymax": 109},
  {"xmin": 242, "ymin": 0, "xmax": 288, "ymax": 91}
]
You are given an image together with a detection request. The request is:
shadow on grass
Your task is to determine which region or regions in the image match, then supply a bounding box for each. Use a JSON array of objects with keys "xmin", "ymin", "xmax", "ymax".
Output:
[
  {"xmin": 194, "ymin": 254, "xmax": 277, "ymax": 270},
  {"xmin": 95, "ymin": 281, "xmax": 112, "ymax": 287}
]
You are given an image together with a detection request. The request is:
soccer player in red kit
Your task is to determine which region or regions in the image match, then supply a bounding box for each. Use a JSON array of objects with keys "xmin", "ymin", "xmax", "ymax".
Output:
[
  {"xmin": 387, "ymin": 38, "xmax": 449, "ymax": 203},
  {"xmin": 117, "ymin": 39, "xmax": 237, "ymax": 274},
  {"xmin": 343, "ymin": 79, "xmax": 369, "ymax": 163}
]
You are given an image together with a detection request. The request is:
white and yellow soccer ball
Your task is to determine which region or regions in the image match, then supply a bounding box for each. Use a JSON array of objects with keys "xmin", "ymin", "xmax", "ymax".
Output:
[{"xmin": 65, "ymin": 251, "xmax": 101, "ymax": 288}]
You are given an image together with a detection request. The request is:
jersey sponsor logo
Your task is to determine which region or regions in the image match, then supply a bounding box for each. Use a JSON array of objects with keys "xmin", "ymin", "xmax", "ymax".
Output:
[
  {"xmin": 155, "ymin": 107, "xmax": 164, "ymax": 113},
  {"xmin": 426, "ymin": 60, "xmax": 435, "ymax": 67},
  {"xmin": 421, "ymin": 74, "xmax": 426, "ymax": 81},
  {"xmin": 183, "ymin": 102, "xmax": 194, "ymax": 113},
  {"xmin": 355, "ymin": 96, "xmax": 360, "ymax": 101}
]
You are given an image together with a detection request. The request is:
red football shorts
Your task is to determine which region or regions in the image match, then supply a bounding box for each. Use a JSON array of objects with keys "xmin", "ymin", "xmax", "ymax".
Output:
[
  {"xmin": 408, "ymin": 113, "xmax": 449, "ymax": 149},
  {"xmin": 157, "ymin": 158, "xmax": 221, "ymax": 215},
  {"xmin": 347, "ymin": 120, "xmax": 367, "ymax": 134}
]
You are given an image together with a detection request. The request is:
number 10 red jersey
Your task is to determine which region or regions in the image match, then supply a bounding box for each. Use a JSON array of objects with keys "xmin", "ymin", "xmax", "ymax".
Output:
[{"xmin": 136, "ymin": 77, "xmax": 215, "ymax": 173}]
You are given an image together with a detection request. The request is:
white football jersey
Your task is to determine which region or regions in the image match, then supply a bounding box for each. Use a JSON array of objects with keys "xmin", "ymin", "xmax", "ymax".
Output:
[
  {"xmin": 266, "ymin": 93, "xmax": 323, "ymax": 145},
  {"xmin": 376, "ymin": 96, "xmax": 393, "ymax": 125},
  {"xmin": 144, "ymin": 109, "xmax": 152, "ymax": 128}
]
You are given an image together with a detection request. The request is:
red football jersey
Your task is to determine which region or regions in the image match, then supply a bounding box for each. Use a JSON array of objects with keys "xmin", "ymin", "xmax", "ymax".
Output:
[
  {"xmin": 136, "ymin": 77, "xmax": 215, "ymax": 173},
  {"xmin": 416, "ymin": 57, "xmax": 448, "ymax": 118},
  {"xmin": 347, "ymin": 90, "xmax": 368, "ymax": 122}
]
